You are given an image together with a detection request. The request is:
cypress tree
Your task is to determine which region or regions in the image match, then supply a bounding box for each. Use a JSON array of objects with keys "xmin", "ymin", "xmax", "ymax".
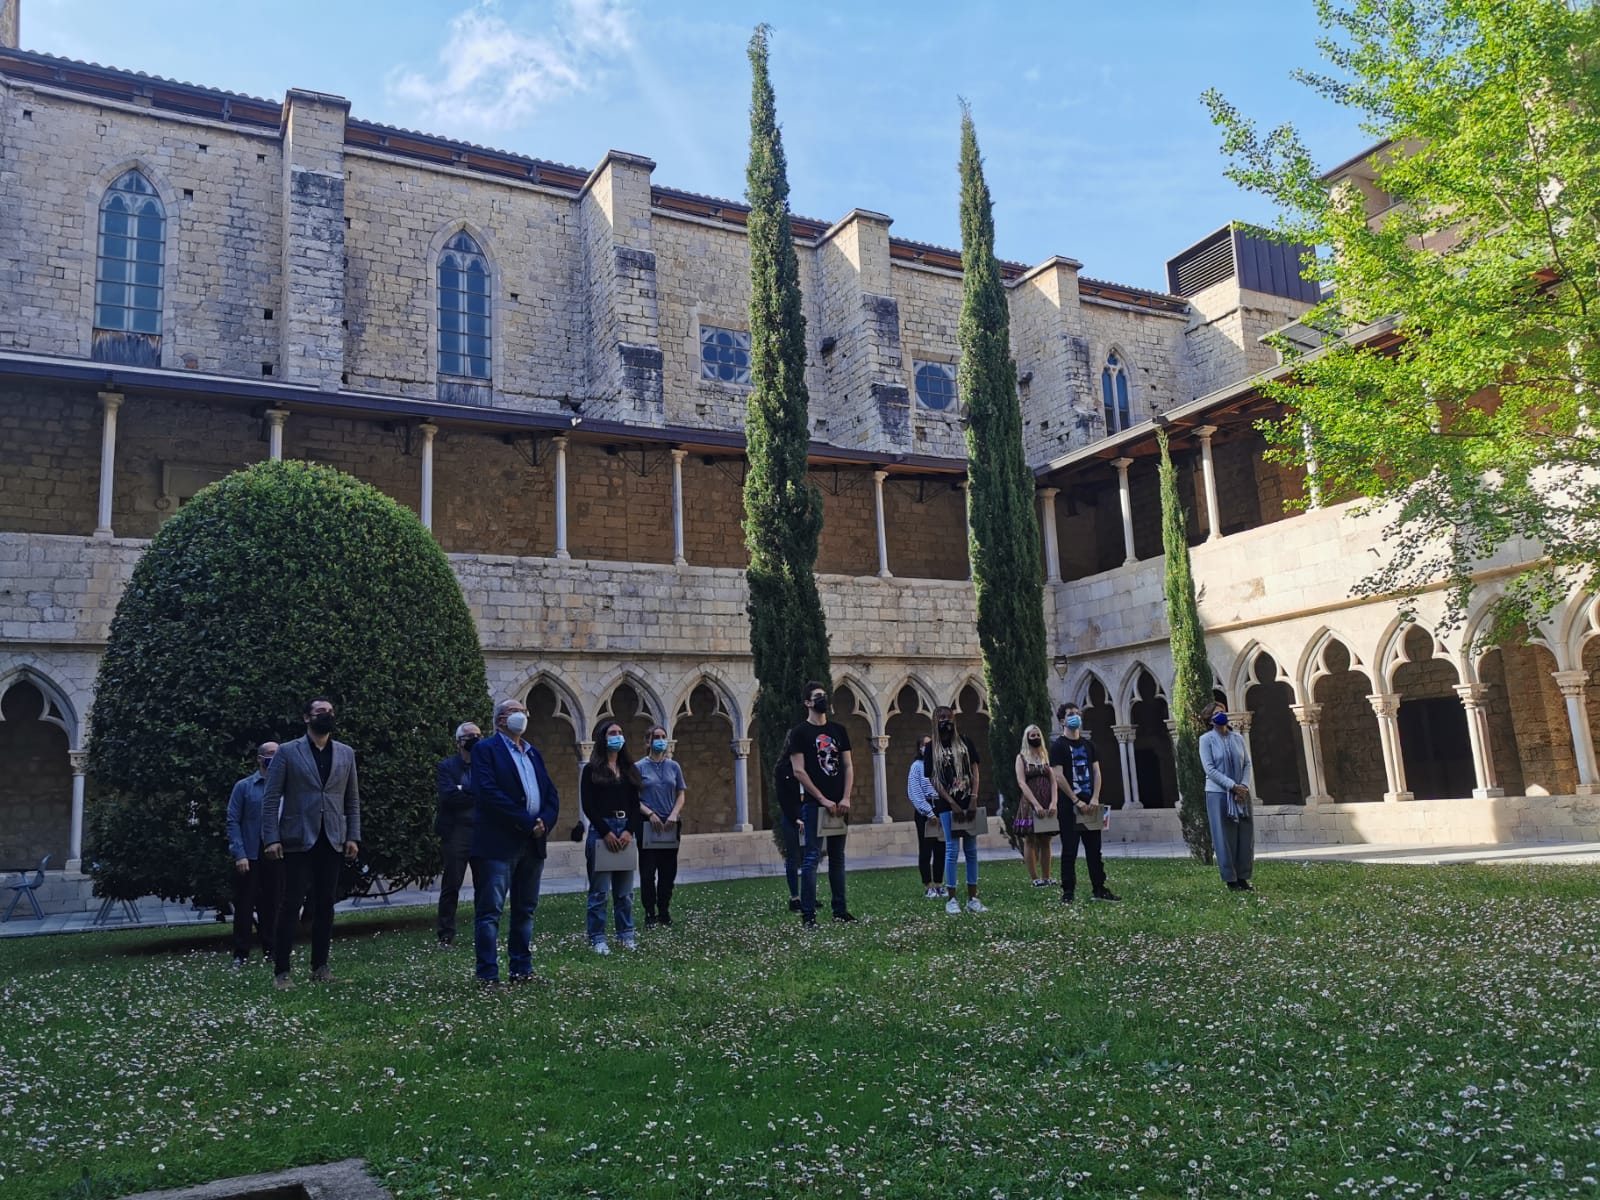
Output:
[
  {"xmin": 743, "ymin": 25, "xmax": 831, "ymax": 829},
  {"xmin": 1158, "ymin": 431, "xmax": 1214, "ymax": 863},
  {"xmin": 956, "ymin": 105, "xmax": 1051, "ymax": 837}
]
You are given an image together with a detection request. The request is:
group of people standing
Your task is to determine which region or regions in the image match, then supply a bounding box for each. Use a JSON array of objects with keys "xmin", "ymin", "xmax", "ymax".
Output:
[{"xmin": 221, "ymin": 686, "xmax": 1258, "ymax": 988}]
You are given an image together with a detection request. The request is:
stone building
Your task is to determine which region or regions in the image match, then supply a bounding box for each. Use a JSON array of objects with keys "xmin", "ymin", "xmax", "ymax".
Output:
[{"xmin": 3, "ymin": 15, "xmax": 1598, "ymax": 902}]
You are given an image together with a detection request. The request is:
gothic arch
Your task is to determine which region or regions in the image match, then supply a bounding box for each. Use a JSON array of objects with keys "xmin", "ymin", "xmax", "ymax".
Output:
[
  {"xmin": 665, "ymin": 667, "xmax": 744, "ymax": 738},
  {"xmin": 1377, "ymin": 617, "xmax": 1456, "ymax": 691},
  {"xmin": 883, "ymin": 674, "xmax": 939, "ymax": 723},
  {"xmin": 1551, "ymin": 588, "xmax": 1600, "ymax": 674},
  {"xmin": 1299, "ymin": 626, "xmax": 1374, "ymax": 698},
  {"xmin": 82, "ymin": 159, "xmax": 179, "ymax": 362},
  {"xmin": 832, "ymin": 671, "xmax": 883, "ymax": 735},
  {"xmin": 950, "ymin": 675, "xmax": 988, "ymax": 714},
  {"xmin": 428, "ymin": 220, "xmax": 501, "ymax": 390},
  {"xmin": 508, "ymin": 668, "xmax": 586, "ymax": 737},
  {"xmin": 1116, "ymin": 661, "xmax": 1165, "ymax": 721},
  {"xmin": 593, "ymin": 669, "xmax": 667, "ymax": 729},
  {"xmin": 1063, "ymin": 667, "xmax": 1116, "ymax": 721},
  {"xmin": 1229, "ymin": 639, "xmax": 1297, "ymax": 707},
  {"xmin": 0, "ymin": 665, "xmax": 79, "ymax": 746}
]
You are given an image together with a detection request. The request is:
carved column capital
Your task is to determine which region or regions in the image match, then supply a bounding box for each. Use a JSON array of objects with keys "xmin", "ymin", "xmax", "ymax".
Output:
[{"xmin": 1290, "ymin": 703, "xmax": 1322, "ymax": 726}]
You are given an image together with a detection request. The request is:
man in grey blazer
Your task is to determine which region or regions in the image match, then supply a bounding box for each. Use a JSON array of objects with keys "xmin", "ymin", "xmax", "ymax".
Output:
[{"xmin": 263, "ymin": 696, "xmax": 360, "ymax": 989}]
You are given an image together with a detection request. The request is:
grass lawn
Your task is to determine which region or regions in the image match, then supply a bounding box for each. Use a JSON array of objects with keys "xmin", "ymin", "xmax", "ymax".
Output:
[{"xmin": 2, "ymin": 857, "xmax": 1598, "ymax": 1200}]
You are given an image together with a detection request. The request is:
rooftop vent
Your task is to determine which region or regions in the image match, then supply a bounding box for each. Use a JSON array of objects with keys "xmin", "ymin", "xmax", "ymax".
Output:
[{"xmin": 1165, "ymin": 223, "xmax": 1319, "ymax": 304}]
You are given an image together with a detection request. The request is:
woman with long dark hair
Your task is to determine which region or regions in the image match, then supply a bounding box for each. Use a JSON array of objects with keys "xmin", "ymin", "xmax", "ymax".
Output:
[{"xmin": 582, "ymin": 719, "xmax": 642, "ymax": 953}]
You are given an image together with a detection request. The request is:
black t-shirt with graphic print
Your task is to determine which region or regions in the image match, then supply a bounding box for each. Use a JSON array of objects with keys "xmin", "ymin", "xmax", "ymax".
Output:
[
  {"xmin": 1049, "ymin": 734, "xmax": 1100, "ymax": 802},
  {"xmin": 784, "ymin": 720, "xmax": 853, "ymax": 807}
]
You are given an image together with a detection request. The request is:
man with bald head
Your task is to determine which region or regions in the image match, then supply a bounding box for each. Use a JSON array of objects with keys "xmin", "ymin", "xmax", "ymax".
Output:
[
  {"xmin": 470, "ymin": 698, "xmax": 560, "ymax": 985},
  {"xmin": 226, "ymin": 741, "xmax": 282, "ymax": 966},
  {"xmin": 435, "ymin": 720, "xmax": 482, "ymax": 947}
]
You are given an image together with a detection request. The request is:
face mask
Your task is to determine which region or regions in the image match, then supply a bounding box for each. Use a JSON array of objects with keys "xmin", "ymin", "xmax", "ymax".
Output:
[
  {"xmin": 606, "ymin": 734, "xmax": 626, "ymax": 751},
  {"xmin": 811, "ymin": 697, "xmax": 829, "ymax": 714},
  {"xmin": 1027, "ymin": 736, "xmax": 1042, "ymax": 747},
  {"xmin": 938, "ymin": 721, "xmax": 953, "ymax": 735},
  {"xmin": 459, "ymin": 736, "xmax": 479, "ymax": 752},
  {"xmin": 259, "ymin": 758, "xmax": 273, "ymax": 773},
  {"xmin": 1065, "ymin": 715, "xmax": 1082, "ymax": 731},
  {"xmin": 506, "ymin": 712, "xmax": 529, "ymax": 735},
  {"xmin": 309, "ymin": 713, "xmax": 334, "ymax": 734},
  {"xmin": 651, "ymin": 738, "xmax": 669, "ymax": 753},
  {"xmin": 1211, "ymin": 712, "xmax": 1230, "ymax": 728}
]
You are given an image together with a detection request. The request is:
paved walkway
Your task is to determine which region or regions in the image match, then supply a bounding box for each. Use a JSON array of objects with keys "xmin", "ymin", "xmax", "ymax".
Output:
[{"xmin": 5, "ymin": 838, "xmax": 1598, "ymax": 938}]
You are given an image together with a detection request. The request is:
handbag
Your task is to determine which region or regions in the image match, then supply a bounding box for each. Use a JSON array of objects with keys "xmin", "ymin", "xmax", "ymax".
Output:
[
  {"xmin": 641, "ymin": 819, "xmax": 680, "ymax": 849},
  {"xmin": 815, "ymin": 805, "xmax": 848, "ymax": 839}
]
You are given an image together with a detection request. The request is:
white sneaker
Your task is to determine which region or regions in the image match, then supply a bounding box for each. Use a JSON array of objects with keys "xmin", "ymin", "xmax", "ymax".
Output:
[
  {"xmin": 945, "ymin": 898, "xmax": 961, "ymax": 915},
  {"xmin": 923, "ymin": 886, "xmax": 938, "ymax": 899},
  {"xmin": 619, "ymin": 938, "xmax": 637, "ymax": 951},
  {"xmin": 966, "ymin": 899, "xmax": 988, "ymax": 914},
  {"xmin": 592, "ymin": 940, "xmax": 611, "ymax": 956}
]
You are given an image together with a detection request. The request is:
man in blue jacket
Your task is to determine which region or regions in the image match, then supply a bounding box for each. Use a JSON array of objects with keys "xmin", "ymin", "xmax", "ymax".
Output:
[
  {"xmin": 226, "ymin": 740, "xmax": 280, "ymax": 966},
  {"xmin": 470, "ymin": 698, "xmax": 560, "ymax": 986},
  {"xmin": 435, "ymin": 721, "xmax": 481, "ymax": 947}
]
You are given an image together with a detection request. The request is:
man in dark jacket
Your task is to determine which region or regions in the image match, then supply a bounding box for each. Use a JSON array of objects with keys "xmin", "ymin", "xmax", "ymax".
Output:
[
  {"xmin": 470, "ymin": 698, "xmax": 559, "ymax": 985},
  {"xmin": 435, "ymin": 721, "xmax": 481, "ymax": 947},
  {"xmin": 226, "ymin": 741, "xmax": 281, "ymax": 965}
]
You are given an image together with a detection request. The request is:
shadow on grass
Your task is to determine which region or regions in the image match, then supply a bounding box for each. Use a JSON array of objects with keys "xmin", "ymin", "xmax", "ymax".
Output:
[{"xmin": 106, "ymin": 908, "xmax": 439, "ymax": 958}]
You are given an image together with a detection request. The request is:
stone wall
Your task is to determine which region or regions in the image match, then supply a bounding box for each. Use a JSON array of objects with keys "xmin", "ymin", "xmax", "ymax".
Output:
[{"xmin": 0, "ymin": 384, "xmax": 101, "ymax": 534}]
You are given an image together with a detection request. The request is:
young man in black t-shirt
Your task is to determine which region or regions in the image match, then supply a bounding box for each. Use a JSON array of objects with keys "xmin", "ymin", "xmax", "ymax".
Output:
[
  {"xmin": 784, "ymin": 679, "xmax": 856, "ymax": 927},
  {"xmin": 1049, "ymin": 702, "xmax": 1119, "ymax": 904}
]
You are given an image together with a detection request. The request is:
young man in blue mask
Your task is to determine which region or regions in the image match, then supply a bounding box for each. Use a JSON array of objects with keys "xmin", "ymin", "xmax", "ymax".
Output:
[{"xmin": 1050, "ymin": 702, "xmax": 1119, "ymax": 904}]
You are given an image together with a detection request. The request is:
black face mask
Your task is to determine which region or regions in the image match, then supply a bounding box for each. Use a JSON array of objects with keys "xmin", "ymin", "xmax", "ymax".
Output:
[
  {"xmin": 459, "ymin": 736, "xmax": 479, "ymax": 752},
  {"xmin": 938, "ymin": 721, "xmax": 953, "ymax": 736},
  {"xmin": 811, "ymin": 697, "xmax": 829, "ymax": 714},
  {"xmin": 309, "ymin": 713, "xmax": 335, "ymax": 735},
  {"xmin": 1027, "ymin": 736, "xmax": 1042, "ymax": 747}
]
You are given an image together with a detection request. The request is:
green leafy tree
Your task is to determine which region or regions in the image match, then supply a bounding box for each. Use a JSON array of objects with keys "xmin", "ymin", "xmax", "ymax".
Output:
[
  {"xmin": 1204, "ymin": 0, "xmax": 1600, "ymax": 641},
  {"xmin": 87, "ymin": 460, "xmax": 489, "ymax": 905},
  {"xmin": 1159, "ymin": 432, "xmax": 1215, "ymax": 863},
  {"xmin": 957, "ymin": 104, "xmax": 1052, "ymax": 839},
  {"xmin": 742, "ymin": 24, "xmax": 832, "ymax": 828}
]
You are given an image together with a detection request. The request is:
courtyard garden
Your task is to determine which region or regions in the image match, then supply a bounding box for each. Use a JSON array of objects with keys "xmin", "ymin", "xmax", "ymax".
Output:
[{"xmin": 2, "ymin": 858, "xmax": 1596, "ymax": 1199}]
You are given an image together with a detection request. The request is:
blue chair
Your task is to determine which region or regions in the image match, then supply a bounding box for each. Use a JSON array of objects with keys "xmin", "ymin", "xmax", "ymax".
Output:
[{"xmin": 3, "ymin": 854, "xmax": 50, "ymax": 922}]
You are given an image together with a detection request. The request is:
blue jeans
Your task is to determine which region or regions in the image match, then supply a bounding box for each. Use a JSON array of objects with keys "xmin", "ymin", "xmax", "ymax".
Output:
[
  {"xmin": 779, "ymin": 817, "xmax": 803, "ymax": 899},
  {"xmin": 471, "ymin": 850, "xmax": 545, "ymax": 981},
  {"xmin": 585, "ymin": 838, "xmax": 635, "ymax": 943},
  {"xmin": 800, "ymin": 802, "xmax": 848, "ymax": 919},
  {"xmin": 940, "ymin": 811, "xmax": 978, "ymax": 889}
]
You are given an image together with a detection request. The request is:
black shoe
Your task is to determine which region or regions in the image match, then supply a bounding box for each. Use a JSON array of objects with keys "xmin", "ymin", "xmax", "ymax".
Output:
[
  {"xmin": 1237, "ymin": 880, "xmax": 1254, "ymax": 892},
  {"xmin": 508, "ymin": 972, "xmax": 546, "ymax": 986},
  {"xmin": 801, "ymin": 916, "xmax": 818, "ymax": 929},
  {"xmin": 788, "ymin": 898, "xmax": 802, "ymax": 913},
  {"xmin": 1226, "ymin": 881, "xmax": 1244, "ymax": 891},
  {"xmin": 1060, "ymin": 893, "xmax": 1074, "ymax": 905},
  {"xmin": 659, "ymin": 912, "xmax": 673, "ymax": 927},
  {"xmin": 644, "ymin": 915, "xmax": 659, "ymax": 929},
  {"xmin": 476, "ymin": 978, "xmax": 501, "ymax": 991},
  {"xmin": 437, "ymin": 936, "xmax": 454, "ymax": 948},
  {"xmin": 833, "ymin": 911, "xmax": 858, "ymax": 923},
  {"xmin": 1092, "ymin": 889, "xmax": 1121, "ymax": 903}
]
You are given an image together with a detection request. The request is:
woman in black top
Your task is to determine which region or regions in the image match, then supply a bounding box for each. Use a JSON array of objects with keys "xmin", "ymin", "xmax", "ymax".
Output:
[{"xmin": 582, "ymin": 720, "xmax": 642, "ymax": 954}]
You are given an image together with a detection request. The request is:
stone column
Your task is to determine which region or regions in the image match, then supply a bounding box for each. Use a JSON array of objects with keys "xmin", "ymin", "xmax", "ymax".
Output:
[
  {"xmin": 553, "ymin": 435, "xmax": 572, "ymax": 560},
  {"xmin": 1225, "ymin": 710, "xmax": 1257, "ymax": 795},
  {"xmin": 1038, "ymin": 486, "xmax": 1061, "ymax": 583},
  {"xmin": 959, "ymin": 480, "xmax": 973, "ymax": 580},
  {"xmin": 1112, "ymin": 457, "xmax": 1136, "ymax": 566},
  {"xmin": 418, "ymin": 422, "xmax": 437, "ymax": 532},
  {"xmin": 1301, "ymin": 422, "xmax": 1323, "ymax": 509},
  {"xmin": 1112, "ymin": 723, "xmax": 1141, "ymax": 808},
  {"xmin": 670, "ymin": 448, "xmax": 688, "ymax": 567},
  {"xmin": 94, "ymin": 391, "xmax": 122, "ymax": 537},
  {"xmin": 872, "ymin": 470, "xmax": 892, "ymax": 579},
  {"xmin": 1195, "ymin": 425, "xmax": 1222, "ymax": 541},
  {"xmin": 1367, "ymin": 693, "xmax": 1414, "ymax": 802},
  {"xmin": 1290, "ymin": 702, "xmax": 1333, "ymax": 804},
  {"xmin": 266, "ymin": 407, "xmax": 289, "ymax": 461},
  {"xmin": 1553, "ymin": 670, "xmax": 1600, "ymax": 794},
  {"xmin": 577, "ymin": 742, "xmax": 594, "ymax": 830},
  {"xmin": 1453, "ymin": 683, "xmax": 1504, "ymax": 798},
  {"xmin": 68, "ymin": 751, "xmax": 88, "ymax": 872},
  {"xmin": 869, "ymin": 735, "xmax": 891, "ymax": 823},
  {"xmin": 732, "ymin": 738, "xmax": 753, "ymax": 832}
]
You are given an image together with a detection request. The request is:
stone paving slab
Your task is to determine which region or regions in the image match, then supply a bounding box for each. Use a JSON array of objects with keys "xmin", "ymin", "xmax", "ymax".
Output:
[
  {"xmin": 114, "ymin": 1158, "xmax": 388, "ymax": 1200},
  {"xmin": 4, "ymin": 839, "xmax": 1597, "ymax": 938}
]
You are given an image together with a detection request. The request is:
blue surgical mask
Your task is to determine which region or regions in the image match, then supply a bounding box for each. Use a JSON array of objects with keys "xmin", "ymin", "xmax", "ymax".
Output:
[
  {"xmin": 651, "ymin": 738, "xmax": 668, "ymax": 753},
  {"xmin": 1065, "ymin": 715, "xmax": 1082, "ymax": 731},
  {"xmin": 606, "ymin": 734, "xmax": 625, "ymax": 751},
  {"xmin": 1212, "ymin": 712, "xmax": 1230, "ymax": 727},
  {"xmin": 259, "ymin": 757, "xmax": 273, "ymax": 773}
]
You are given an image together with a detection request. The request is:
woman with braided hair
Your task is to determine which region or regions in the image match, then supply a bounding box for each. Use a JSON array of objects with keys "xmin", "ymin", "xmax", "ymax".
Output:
[{"xmin": 921, "ymin": 705, "xmax": 987, "ymax": 915}]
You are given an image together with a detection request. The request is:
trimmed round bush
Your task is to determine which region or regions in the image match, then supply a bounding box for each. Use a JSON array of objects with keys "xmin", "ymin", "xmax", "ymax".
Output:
[{"xmin": 88, "ymin": 460, "xmax": 490, "ymax": 905}]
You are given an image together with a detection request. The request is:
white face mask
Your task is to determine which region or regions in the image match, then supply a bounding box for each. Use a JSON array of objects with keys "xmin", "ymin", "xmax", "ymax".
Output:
[{"xmin": 506, "ymin": 712, "xmax": 529, "ymax": 735}]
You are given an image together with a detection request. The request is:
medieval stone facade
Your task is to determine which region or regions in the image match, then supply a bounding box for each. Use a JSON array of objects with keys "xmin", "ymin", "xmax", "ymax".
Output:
[{"xmin": 4, "ymin": 27, "xmax": 1599, "ymax": 894}]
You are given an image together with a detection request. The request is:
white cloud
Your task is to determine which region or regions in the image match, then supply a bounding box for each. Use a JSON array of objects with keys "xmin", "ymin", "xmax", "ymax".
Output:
[{"xmin": 388, "ymin": 0, "xmax": 632, "ymax": 132}]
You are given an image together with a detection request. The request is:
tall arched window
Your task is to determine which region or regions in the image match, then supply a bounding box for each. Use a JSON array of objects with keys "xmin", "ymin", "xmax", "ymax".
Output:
[
  {"xmin": 95, "ymin": 170, "xmax": 165, "ymax": 341},
  {"xmin": 1101, "ymin": 350, "xmax": 1132, "ymax": 434},
  {"xmin": 438, "ymin": 231, "xmax": 491, "ymax": 380}
]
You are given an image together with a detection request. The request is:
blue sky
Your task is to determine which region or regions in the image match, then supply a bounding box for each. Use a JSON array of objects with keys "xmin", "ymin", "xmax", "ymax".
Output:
[{"xmin": 23, "ymin": 0, "xmax": 1364, "ymax": 292}]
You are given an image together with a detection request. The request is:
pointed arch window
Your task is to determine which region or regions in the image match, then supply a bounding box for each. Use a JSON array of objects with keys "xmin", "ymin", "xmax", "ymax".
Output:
[
  {"xmin": 1101, "ymin": 350, "xmax": 1132, "ymax": 434},
  {"xmin": 95, "ymin": 170, "xmax": 165, "ymax": 339},
  {"xmin": 438, "ymin": 230, "xmax": 492, "ymax": 380}
]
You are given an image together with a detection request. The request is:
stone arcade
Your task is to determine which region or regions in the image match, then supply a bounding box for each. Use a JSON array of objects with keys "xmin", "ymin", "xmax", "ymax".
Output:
[{"xmin": 4, "ymin": 16, "xmax": 1599, "ymax": 910}]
